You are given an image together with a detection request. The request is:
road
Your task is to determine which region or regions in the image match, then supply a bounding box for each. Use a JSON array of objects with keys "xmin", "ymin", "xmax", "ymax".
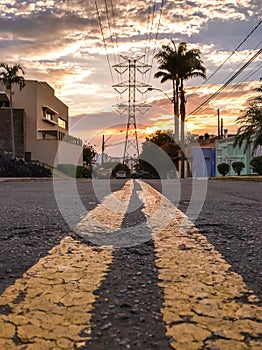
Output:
[{"xmin": 0, "ymin": 178, "xmax": 261, "ymax": 350}]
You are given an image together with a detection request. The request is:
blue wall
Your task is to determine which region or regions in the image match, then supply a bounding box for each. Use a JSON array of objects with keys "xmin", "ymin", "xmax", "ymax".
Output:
[{"xmin": 192, "ymin": 148, "xmax": 216, "ymax": 178}]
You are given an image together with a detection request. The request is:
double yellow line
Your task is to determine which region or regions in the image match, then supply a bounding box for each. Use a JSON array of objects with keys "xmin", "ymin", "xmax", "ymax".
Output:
[
  {"xmin": 0, "ymin": 180, "xmax": 261, "ymax": 349},
  {"xmin": 0, "ymin": 181, "xmax": 133, "ymax": 349}
]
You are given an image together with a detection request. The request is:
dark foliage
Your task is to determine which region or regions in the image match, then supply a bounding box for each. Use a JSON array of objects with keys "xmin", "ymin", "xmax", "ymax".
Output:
[
  {"xmin": 217, "ymin": 163, "xmax": 230, "ymax": 176},
  {"xmin": 0, "ymin": 155, "xmax": 51, "ymax": 177},
  {"xmin": 232, "ymin": 161, "xmax": 245, "ymax": 176},
  {"xmin": 250, "ymin": 156, "xmax": 262, "ymax": 175},
  {"xmin": 56, "ymin": 164, "xmax": 92, "ymax": 178}
]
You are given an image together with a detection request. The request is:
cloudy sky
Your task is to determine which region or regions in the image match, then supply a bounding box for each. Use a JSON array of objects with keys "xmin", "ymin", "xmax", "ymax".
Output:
[{"xmin": 0, "ymin": 0, "xmax": 261, "ymax": 156}]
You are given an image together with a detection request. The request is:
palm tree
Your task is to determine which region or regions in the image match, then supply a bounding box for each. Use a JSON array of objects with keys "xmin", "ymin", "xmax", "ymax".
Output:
[
  {"xmin": 178, "ymin": 44, "xmax": 206, "ymax": 177},
  {"xmin": 0, "ymin": 63, "xmax": 25, "ymax": 158},
  {"xmin": 154, "ymin": 41, "xmax": 206, "ymax": 177},
  {"xmin": 154, "ymin": 40, "xmax": 182, "ymax": 142},
  {"xmin": 234, "ymin": 85, "xmax": 262, "ymax": 155}
]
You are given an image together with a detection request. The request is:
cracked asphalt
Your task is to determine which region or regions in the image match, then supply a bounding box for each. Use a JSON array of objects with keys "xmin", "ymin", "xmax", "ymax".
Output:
[{"xmin": 0, "ymin": 178, "xmax": 261, "ymax": 349}]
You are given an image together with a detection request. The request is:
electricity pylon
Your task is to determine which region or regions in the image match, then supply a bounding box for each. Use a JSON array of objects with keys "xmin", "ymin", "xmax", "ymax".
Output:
[{"xmin": 113, "ymin": 55, "xmax": 151, "ymax": 169}]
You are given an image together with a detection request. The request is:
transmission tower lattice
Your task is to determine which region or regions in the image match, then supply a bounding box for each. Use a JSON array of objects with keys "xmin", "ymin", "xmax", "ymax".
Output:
[{"xmin": 113, "ymin": 55, "xmax": 151, "ymax": 168}]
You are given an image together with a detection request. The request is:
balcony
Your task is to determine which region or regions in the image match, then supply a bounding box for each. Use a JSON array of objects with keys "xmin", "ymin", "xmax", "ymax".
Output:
[{"xmin": 38, "ymin": 130, "xmax": 82, "ymax": 146}]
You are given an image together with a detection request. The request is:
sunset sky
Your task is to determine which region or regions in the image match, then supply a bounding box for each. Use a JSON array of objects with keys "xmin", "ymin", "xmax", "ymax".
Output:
[{"xmin": 0, "ymin": 0, "xmax": 261, "ymax": 156}]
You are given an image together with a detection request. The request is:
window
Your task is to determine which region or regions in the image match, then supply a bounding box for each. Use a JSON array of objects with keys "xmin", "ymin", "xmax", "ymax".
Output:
[
  {"xmin": 45, "ymin": 111, "xmax": 53, "ymax": 121},
  {"xmin": 58, "ymin": 117, "xmax": 67, "ymax": 129},
  {"xmin": 42, "ymin": 106, "xmax": 58, "ymax": 123}
]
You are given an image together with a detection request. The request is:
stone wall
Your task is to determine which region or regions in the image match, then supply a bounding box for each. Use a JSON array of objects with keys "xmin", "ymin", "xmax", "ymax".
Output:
[{"xmin": 0, "ymin": 108, "xmax": 25, "ymax": 158}]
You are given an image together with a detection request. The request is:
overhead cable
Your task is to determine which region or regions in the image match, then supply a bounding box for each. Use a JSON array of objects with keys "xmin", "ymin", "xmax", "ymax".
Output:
[
  {"xmin": 187, "ymin": 48, "xmax": 262, "ymax": 117},
  {"xmin": 187, "ymin": 19, "xmax": 262, "ymax": 100},
  {"xmin": 205, "ymin": 19, "xmax": 262, "ymax": 85}
]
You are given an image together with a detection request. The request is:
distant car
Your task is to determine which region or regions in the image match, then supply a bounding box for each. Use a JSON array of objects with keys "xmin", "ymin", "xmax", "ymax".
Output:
[
  {"xmin": 131, "ymin": 170, "xmax": 153, "ymax": 179},
  {"xmin": 115, "ymin": 170, "xmax": 127, "ymax": 179}
]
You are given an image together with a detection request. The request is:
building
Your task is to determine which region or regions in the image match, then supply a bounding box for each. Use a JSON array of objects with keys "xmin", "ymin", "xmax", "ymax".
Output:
[
  {"xmin": 0, "ymin": 91, "xmax": 10, "ymax": 108},
  {"xmin": 216, "ymin": 136, "xmax": 252, "ymax": 176},
  {"xmin": 192, "ymin": 147, "xmax": 216, "ymax": 177},
  {"xmin": 190, "ymin": 135, "xmax": 218, "ymax": 178},
  {"xmin": 0, "ymin": 80, "xmax": 82, "ymax": 166},
  {"xmin": 0, "ymin": 105, "xmax": 25, "ymax": 158}
]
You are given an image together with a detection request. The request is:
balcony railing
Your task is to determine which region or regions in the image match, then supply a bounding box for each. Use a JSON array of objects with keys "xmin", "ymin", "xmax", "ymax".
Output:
[{"xmin": 39, "ymin": 130, "xmax": 82, "ymax": 146}]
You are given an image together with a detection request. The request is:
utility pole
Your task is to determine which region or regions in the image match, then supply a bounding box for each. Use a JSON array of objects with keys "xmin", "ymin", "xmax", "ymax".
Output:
[
  {"xmin": 113, "ymin": 55, "xmax": 151, "ymax": 169},
  {"xmin": 220, "ymin": 117, "xmax": 224, "ymax": 138},
  {"xmin": 217, "ymin": 108, "xmax": 221, "ymax": 139},
  {"xmin": 101, "ymin": 134, "xmax": 105, "ymax": 165}
]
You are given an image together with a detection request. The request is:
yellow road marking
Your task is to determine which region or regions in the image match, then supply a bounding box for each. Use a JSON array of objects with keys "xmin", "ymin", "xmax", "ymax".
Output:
[
  {"xmin": 77, "ymin": 180, "xmax": 133, "ymax": 233},
  {"xmin": 0, "ymin": 237, "xmax": 113, "ymax": 349},
  {"xmin": 139, "ymin": 181, "xmax": 262, "ymax": 350},
  {"xmin": 0, "ymin": 181, "xmax": 134, "ymax": 349}
]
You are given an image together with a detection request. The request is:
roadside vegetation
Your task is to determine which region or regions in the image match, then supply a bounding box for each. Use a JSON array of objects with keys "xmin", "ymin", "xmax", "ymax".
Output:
[
  {"xmin": 250, "ymin": 156, "xmax": 262, "ymax": 175},
  {"xmin": 0, "ymin": 155, "xmax": 51, "ymax": 177},
  {"xmin": 232, "ymin": 161, "xmax": 245, "ymax": 176},
  {"xmin": 154, "ymin": 41, "xmax": 206, "ymax": 178},
  {"xmin": 234, "ymin": 84, "xmax": 262, "ymax": 155},
  {"xmin": 217, "ymin": 163, "xmax": 230, "ymax": 176},
  {"xmin": 0, "ymin": 63, "xmax": 25, "ymax": 159}
]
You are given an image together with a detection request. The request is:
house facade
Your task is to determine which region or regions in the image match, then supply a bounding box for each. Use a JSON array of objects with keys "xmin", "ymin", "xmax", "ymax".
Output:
[
  {"xmin": 192, "ymin": 147, "xmax": 216, "ymax": 177},
  {"xmin": 0, "ymin": 80, "xmax": 82, "ymax": 166},
  {"xmin": 216, "ymin": 136, "xmax": 252, "ymax": 176}
]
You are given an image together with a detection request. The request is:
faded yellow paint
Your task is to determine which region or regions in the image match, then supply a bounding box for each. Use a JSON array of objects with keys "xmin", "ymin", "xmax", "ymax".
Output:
[
  {"xmin": 78, "ymin": 180, "xmax": 133, "ymax": 232},
  {"xmin": 0, "ymin": 237, "xmax": 113, "ymax": 349},
  {"xmin": 0, "ymin": 181, "xmax": 135, "ymax": 349},
  {"xmin": 139, "ymin": 181, "xmax": 262, "ymax": 350}
]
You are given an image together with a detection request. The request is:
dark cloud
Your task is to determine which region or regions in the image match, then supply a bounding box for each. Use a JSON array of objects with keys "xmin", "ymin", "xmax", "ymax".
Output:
[
  {"xmin": 191, "ymin": 18, "xmax": 262, "ymax": 51},
  {"xmin": 0, "ymin": 11, "xmax": 97, "ymax": 40},
  {"xmin": 0, "ymin": 0, "xmax": 260, "ymax": 136}
]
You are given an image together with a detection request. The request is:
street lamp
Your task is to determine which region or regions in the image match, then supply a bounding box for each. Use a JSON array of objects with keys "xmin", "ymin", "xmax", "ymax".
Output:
[
  {"xmin": 146, "ymin": 86, "xmax": 179, "ymax": 142},
  {"xmin": 101, "ymin": 131, "xmax": 124, "ymax": 165},
  {"xmin": 147, "ymin": 87, "xmax": 173, "ymax": 103},
  {"xmin": 101, "ymin": 134, "xmax": 113, "ymax": 165}
]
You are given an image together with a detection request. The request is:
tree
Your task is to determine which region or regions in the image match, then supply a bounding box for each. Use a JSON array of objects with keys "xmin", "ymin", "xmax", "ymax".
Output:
[
  {"xmin": 234, "ymin": 84, "xmax": 262, "ymax": 155},
  {"xmin": 138, "ymin": 130, "xmax": 180, "ymax": 178},
  {"xmin": 178, "ymin": 44, "xmax": 206, "ymax": 178},
  {"xmin": 250, "ymin": 156, "xmax": 262, "ymax": 175},
  {"xmin": 217, "ymin": 163, "xmax": 230, "ymax": 176},
  {"xmin": 0, "ymin": 63, "xmax": 25, "ymax": 159},
  {"xmin": 83, "ymin": 143, "xmax": 96, "ymax": 165},
  {"xmin": 154, "ymin": 42, "xmax": 181, "ymax": 142},
  {"xmin": 232, "ymin": 161, "xmax": 245, "ymax": 176},
  {"xmin": 154, "ymin": 42, "xmax": 206, "ymax": 177}
]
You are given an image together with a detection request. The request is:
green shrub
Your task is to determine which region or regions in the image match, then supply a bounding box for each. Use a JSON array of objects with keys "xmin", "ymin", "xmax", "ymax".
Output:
[
  {"xmin": 250, "ymin": 156, "xmax": 262, "ymax": 175},
  {"xmin": 232, "ymin": 161, "xmax": 245, "ymax": 176},
  {"xmin": 217, "ymin": 163, "xmax": 230, "ymax": 176},
  {"xmin": 56, "ymin": 164, "xmax": 92, "ymax": 178}
]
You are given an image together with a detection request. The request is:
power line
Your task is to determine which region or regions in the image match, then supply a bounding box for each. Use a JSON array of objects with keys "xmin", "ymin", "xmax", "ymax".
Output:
[
  {"xmin": 205, "ymin": 19, "xmax": 262, "ymax": 85},
  {"xmin": 109, "ymin": 0, "xmax": 121, "ymax": 63},
  {"xmin": 144, "ymin": 1, "xmax": 153, "ymax": 63},
  {"xmin": 94, "ymin": 0, "xmax": 115, "ymax": 85},
  {"xmin": 186, "ymin": 39, "xmax": 262, "ymax": 110},
  {"xmin": 144, "ymin": 0, "xmax": 157, "ymax": 67},
  {"xmin": 187, "ymin": 48, "xmax": 262, "ymax": 117},
  {"xmin": 104, "ymin": 0, "xmax": 118, "ymax": 66},
  {"xmin": 220, "ymin": 40, "xmax": 262, "ymax": 86},
  {"xmin": 241, "ymin": 62, "xmax": 262, "ymax": 81},
  {"xmin": 94, "ymin": 0, "xmax": 122, "ymax": 105},
  {"xmin": 147, "ymin": 0, "xmax": 165, "ymax": 83},
  {"xmin": 212, "ymin": 61, "xmax": 262, "ymax": 103},
  {"xmin": 186, "ymin": 19, "xmax": 262, "ymax": 100}
]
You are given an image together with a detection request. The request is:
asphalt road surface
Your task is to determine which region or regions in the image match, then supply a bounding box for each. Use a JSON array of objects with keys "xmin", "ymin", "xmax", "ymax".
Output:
[{"xmin": 0, "ymin": 178, "xmax": 261, "ymax": 350}]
